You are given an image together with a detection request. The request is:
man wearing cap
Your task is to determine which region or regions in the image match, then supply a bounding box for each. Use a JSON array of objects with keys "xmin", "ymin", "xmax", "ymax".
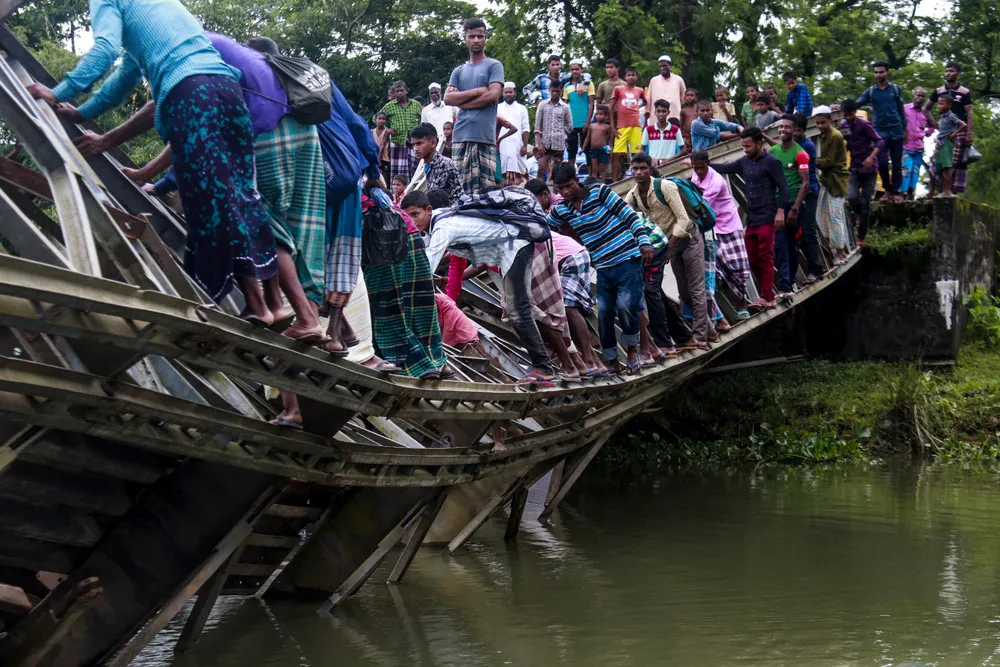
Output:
[
  {"xmin": 421, "ymin": 82, "xmax": 458, "ymax": 149},
  {"xmin": 646, "ymin": 55, "xmax": 685, "ymax": 122},
  {"xmin": 498, "ymin": 81, "xmax": 531, "ymax": 185},
  {"xmin": 564, "ymin": 58, "xmax": 595, "ymax": 164}
]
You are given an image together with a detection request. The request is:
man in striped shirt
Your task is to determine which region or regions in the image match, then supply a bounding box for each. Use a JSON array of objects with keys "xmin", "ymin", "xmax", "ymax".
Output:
[{"xmin": 548, "ymin": 163, "xmax": 653, "ymax": 374}]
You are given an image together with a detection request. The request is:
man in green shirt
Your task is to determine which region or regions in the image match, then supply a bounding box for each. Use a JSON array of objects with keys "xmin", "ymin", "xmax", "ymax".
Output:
[
  {"xmin": 378, "ymin": 80, "xmax": 423, "ymax": 184},
  {"xmin": 768, "ymin": 115, "xmax": 810, "ymax": 302}
]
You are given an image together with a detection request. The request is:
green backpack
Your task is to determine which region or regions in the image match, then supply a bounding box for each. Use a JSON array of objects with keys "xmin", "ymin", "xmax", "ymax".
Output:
[{"xmin": 652, "ymin": 177, "xmax": 717, "ymax": 234}]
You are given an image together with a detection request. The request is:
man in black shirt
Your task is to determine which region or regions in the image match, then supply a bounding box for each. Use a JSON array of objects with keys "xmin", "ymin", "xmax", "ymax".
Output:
[
  {"xmin": 927, "ymin": 61, "xmax": 973, "ymax": 193},
  {"xmin": 709, "ymin": 127, "xmax": 788, "ymax": 308}
]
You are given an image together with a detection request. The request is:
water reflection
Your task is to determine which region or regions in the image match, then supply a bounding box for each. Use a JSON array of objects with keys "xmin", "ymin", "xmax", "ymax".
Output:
[{"xmin": 134, "ymin": 466, "xmax": 1000, "ymax": 666}]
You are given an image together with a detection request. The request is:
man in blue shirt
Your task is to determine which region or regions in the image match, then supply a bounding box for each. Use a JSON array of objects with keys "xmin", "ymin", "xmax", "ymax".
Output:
[
  {"xmin": 783, "ymin": 71, "xmax": 813, "ymax": 117},
  {"xmin": 856, "ymin": 60, "xmax": 908, "ymax": 201},
  {"xmin": 548, "ymin": 162, "xmax": 652, "ymax": 373},
  {"xmin": 690, "ymin": 99, "xmax": 742, "ymax": 150}
]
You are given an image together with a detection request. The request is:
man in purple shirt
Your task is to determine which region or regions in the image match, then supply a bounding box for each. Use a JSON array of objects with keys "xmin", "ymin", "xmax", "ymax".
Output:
[{"xmin": 839, "ymin": 99, "xmax": 884, "ymax": 245}]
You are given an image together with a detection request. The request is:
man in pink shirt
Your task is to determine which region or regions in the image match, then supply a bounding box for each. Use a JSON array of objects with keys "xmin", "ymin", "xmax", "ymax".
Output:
[
  {"xmin": 690, "ymin": 149, "xmax": 751, "ymax": 315},
  {"xmin": 901, "ymin": 87, "xmax": 936, "ymax": 199}
]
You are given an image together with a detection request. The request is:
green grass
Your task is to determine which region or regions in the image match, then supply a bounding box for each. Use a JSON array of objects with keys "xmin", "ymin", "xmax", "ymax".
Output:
[{"xmin": 597, "ymin": 343, "xmax": 1000, "ymax": 478}]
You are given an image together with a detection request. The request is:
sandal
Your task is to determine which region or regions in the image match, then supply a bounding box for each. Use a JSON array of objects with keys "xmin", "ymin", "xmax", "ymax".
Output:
[
  {"xmin": 419, "ymin": 369, "xmax": 442, "ymax": 381},
  {"xmin": 517, "ymin": 372, "xmax": 557, "ymax": 388},
  {"xmin": 320, "ymin": 340, "xmax": 350, "ymax": 357},
  {"xmin": 585, "ymin": 368, "xmax": 610, "ymax": 378},
  {"xmin": 344, "ymin": 337, "xmax": 360, "ymax": 348},
  {"xmin": 284, "ymin": 327, "xmax": 326, "ymax": 345},
  {"xmin": 624, "ymin": 360, "xmax": 642, "ymax": 376},
  {"xmin": 439, "ymin": 365, "xmax": 457, "ymax": 380},
  {"xmin": 370, "ymin": 360, "xmax": 404, "ymax": 374},
  {"xmin": 242, "ymin": 313, "xmax": 270, "ymax": 328},
  {"xmin": 268, "ymin": 417, "xmax": 303, "ymax": 430},
  {"xmin": 270, "ymin": 312, "xmax": 295, "ymax": 332}
]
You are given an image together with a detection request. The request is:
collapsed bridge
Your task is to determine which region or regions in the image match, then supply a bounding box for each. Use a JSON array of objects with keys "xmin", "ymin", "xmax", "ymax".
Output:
[{"xmin": 0, "ymin": 25, "xmax": 860, "ymax": 667}]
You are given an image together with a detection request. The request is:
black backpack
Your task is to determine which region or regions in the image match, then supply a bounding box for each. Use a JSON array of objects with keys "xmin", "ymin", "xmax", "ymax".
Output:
[
  {"xmin": 264, "ymin": 54, "xmax": 333, "ymax": 125},
  {"xmin": 361, "ymin": 206, "xmax": 409, "ymax": 267}
]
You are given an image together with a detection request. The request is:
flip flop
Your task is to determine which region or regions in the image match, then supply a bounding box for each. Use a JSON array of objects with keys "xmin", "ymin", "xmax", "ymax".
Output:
[
  {"xmin": 625, "ymin": 360, "xmax": 642, "ymax": 376},
  {"xmin": 439, "ymin": 365, "xmax": 457, "ymax": 380},
  {"xmin": 320, "ymin": 340, "xmax": 350, "ymax": 357},
  {"xmin": 284, "ymin": 328, "xmax": 326, "ymax": 345},
  {"xmin": 370, "ymin": 360, "xmax": 404, "ymax": 374},
  {"xmin": 517, "ymin": 373, "xmax": 557, "ymax": 388},
  {"xmin": 344, "ymin": 338, "xmax": 360, "ymax": 348},
  {"xmin": 270, "ymin": 313, "xmax": 295, "ymax": 332},
  {"xmin": 242, "ymin": 313, "xmax": 269, "ymax": 328},
  {"xmin": 268, "ymin": 417, "xmax": 303, "ymax": 430},
  {"xmin": 586, "ymin": 368, "xmax": 610, "ymax": 378},
  {"xmin": 419, "ymin": 369, "xmax": 442, "ymax": 381}
]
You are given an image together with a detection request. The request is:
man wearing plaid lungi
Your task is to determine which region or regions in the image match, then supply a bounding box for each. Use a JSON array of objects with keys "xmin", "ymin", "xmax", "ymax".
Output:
[
  {"xmin": 446, "ymin": 18, "xmax": 505, "ymax": 194},
  {"xmin": 928, "ymin": 63, "xmax": 974, "ymax": 194},
  {"xmin": 378, "ymin": 81, "xmax": 422, "ymax": 185}
]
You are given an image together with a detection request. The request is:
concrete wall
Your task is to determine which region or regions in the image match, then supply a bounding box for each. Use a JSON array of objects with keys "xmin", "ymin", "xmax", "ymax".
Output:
[{"xmin": 844, "ymin": 199, "xmax": 999, "ymax": 361}]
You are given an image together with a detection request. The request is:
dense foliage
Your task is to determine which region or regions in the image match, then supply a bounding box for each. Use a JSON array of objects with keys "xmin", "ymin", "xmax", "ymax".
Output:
[{"xmin": 6, "ymin": 0, "xmax": 1000, "ymax": 202}]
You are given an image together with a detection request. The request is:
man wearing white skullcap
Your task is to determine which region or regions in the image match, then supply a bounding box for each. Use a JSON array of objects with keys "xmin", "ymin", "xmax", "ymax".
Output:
[
  {"xmin": 646, "ymin": 54, "xmax": 685, "ymax": 122},
  {"xmin": 497, "ymin": 81, "xmax": 531, "ymax": 185},
  {"xmin": 421, "ymin": 81, "xmax": 458, "ymax": 149}
]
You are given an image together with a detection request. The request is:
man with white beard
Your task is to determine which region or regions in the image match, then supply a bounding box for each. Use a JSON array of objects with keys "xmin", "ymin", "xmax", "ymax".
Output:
[{"xmin": 497, "ymin": 81, "xmax": 531, "ymax": 186}]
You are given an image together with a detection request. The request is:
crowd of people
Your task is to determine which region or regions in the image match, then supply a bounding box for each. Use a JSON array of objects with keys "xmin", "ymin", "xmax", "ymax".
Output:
[{"xmin": 25, "ymin": 2, "xmax": 977, "ymax": 431}]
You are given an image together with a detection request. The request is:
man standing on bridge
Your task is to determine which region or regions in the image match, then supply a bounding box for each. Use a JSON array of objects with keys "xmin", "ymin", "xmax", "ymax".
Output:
[
  {"xmin": 840, "ymin": 99, "xmax": 883, "ymax": 246},
  {"xmin": 705, "ymin": 127, "xmax": 788, "ymax": 309},
  {"xmin": 445, "ymin": 17, "xmax": 505, "ymax": 194},
  {"xmin": 548, "ymin": 162, "xmax": 653, "ymax": 374},
  {"xmin": 856, "ymin": 60, "xmax": 907, "ymax": 202}
]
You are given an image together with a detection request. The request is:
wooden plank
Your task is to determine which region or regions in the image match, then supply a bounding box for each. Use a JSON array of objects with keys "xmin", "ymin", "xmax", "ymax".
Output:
[
  {"xmin": 226, "ymin": 564, "xmax": 277, "ymax": 577},
  {"xmin": 387, "ymin": 490, "xmax": 448, "ymax": 584},
  {"xmin": 20, "ymin": 434, "xmax": 169, "ymax": 485},
  {"xmin": 0, "ymin": 461, "xmax": 132, "ymax": 516},
  {"xmin": 100, "ymin": 480, "xmax": 285, "ymax": 667},
  {"xmin": 0, "ymin": 583, "xmax": 32, "ymax": 616},
  {"xmin": 318, "ymin": 497, "xmax": 430, "ymax": 613},
  {"xmin": 504, "ymin": 487, "xmax": 529, "ymax": 541},
  {"xmin": 538, "ymin": 435, "xmax": 611, "ymax": 522},
  {"xmin": 443, "ymin": 480, "xmax": 521, "ymax": 556},
  {"xmin": 0, "ymin": 537, "xmax": 83, "ymax": 573},
  {"xmin": 0, "ymin": 499, "xmax": 103, "ymax": 547},
  {"xmin": 244, "ymin": 534, "xmax": 300, "ymax": 549},
  {"xmin": 173, "ymin": 542, "xmax": 247, "ymax": 653},
  {"xmin": 265, "ymin": 504, "xmax": 322, "ymax": 520}
]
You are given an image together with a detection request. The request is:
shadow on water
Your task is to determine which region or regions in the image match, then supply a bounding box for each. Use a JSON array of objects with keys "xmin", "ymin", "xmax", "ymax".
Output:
[{"xmin": 134, "ymin": 465, "xmax": 1000, "ymax": 667}]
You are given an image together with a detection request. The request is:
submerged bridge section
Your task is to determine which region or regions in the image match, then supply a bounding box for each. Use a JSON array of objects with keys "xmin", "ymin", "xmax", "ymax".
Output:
[{"xmin": 0, "ymin": 27, "xmax": 860, "ymax": 667}]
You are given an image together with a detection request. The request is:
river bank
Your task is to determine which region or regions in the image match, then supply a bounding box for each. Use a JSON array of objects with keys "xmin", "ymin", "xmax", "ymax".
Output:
[{"xmin": 596, "ymin": 340, "xmax": 1000, "ymax": 480}]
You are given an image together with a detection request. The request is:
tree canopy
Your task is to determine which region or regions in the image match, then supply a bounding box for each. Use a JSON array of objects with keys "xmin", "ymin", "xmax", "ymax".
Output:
[{"xmin": 5, "ymin": 0, "xmax": 1000, "ymax": 206}]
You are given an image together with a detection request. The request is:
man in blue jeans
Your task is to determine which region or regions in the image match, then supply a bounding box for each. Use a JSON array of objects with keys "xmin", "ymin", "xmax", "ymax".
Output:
[
  {"xmin": 856, "ymin": 60, "xmax": 907, "ymax": 201},
  {"xmin": 840, "ymin": 99, "xmax": 883, "ymax": 245},
  {"xmin": 791, "ymin": 112, "xmax": 823, "ymax": 284},
  {"xmin": 548, "ymin": 163, "xmax": 653, "ymax": 374}
]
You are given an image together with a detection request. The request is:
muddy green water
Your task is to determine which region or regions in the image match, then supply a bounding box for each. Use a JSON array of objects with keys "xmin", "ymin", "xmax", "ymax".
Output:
[{"xmin": 135, "ymin": 466, "xmax": 1000, "ymax": 666}]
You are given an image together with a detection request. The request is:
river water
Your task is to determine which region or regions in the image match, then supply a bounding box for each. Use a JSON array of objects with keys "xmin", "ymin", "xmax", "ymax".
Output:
[{"xmin": 135, "ymin": 466, "xmax": 1000, "ymax": 666}]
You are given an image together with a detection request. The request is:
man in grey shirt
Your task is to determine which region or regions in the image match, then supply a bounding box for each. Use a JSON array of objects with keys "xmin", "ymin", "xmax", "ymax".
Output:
[{"xmin": 445, "ymin": 17, "xmax": 505, "ymax": 194}]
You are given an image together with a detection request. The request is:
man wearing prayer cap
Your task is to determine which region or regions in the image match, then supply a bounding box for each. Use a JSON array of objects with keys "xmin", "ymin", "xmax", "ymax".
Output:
[
  {"xmin": 421, "ymin": 81, "xmax": 458, "ymax": 149},
  {"xmin": 646, "ymin": 54, "xmax": 685, "ymax": 121}
]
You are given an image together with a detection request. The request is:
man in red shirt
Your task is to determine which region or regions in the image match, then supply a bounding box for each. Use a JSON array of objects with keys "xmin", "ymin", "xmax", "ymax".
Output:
[{"xmin": 611, "ymin": 65, "xmax": 646, "ymax": 180}]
